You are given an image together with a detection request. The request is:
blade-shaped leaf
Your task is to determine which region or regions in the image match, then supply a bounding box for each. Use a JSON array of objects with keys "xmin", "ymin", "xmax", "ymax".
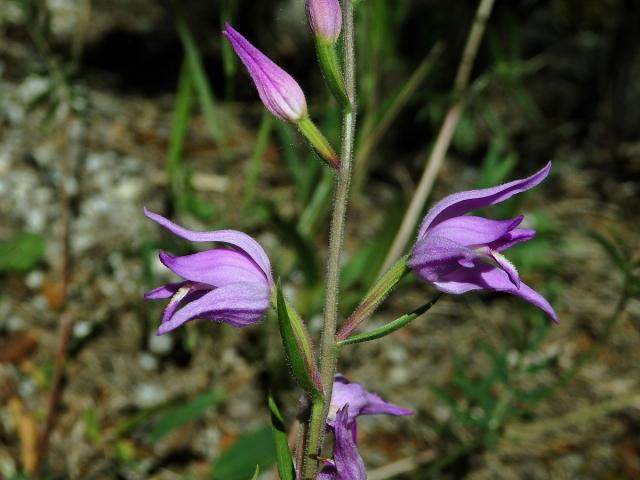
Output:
[
  {"xmin": 211, "ymin": 426, "xmax": 276, "ymax": 480},
  {"xmin": 337, "ymin": 255, "xmax": 411, "ymax": 340},
  {"xmin": 276, "ymin": 280, "xmax": 322, "ymax": 398},
  {"xmin": 337, "ymin": 295, "xmax": 441, "ymax": 347},
  {"xmin": 0, "ymin": 232, "xmax": 46, "ymax": 272},
  {"xmin": 177, "ymin": 17, "xmax": 223, "ymax": 144},
  {"xmin": 268, "ymin": 395, "xmax": 295, "ymax": 480},
  {"xmin": 145, "ymin": 390, "xmax": 224, "ymax": 443},
  {"xmin": 250, "ymin": 465, "xmax": 259, "ymax": 480}
]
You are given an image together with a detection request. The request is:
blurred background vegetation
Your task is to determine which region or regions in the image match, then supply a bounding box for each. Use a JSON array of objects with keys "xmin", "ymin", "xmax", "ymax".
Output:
[{"xmin": 1, "ymin": 0, "xmax": 639, "ymax": 478}]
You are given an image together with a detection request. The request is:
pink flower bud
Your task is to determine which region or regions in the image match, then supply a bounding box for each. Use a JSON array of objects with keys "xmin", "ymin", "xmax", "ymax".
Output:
[
  {"xmin": 305, "ymin": 0, "xmax": 342, "ymax": 43},
  {"xmin": 223, "ymin": 23, "xmax": 307, "ymax": 123}
]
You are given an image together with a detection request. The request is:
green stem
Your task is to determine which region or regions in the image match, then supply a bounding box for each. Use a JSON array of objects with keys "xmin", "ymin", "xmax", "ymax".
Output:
[
  {"xmin": 301, "ymin": 1, "xmax": 357, "ymax": 478},
  {"xmin": 297, "ymin": 116, "xmax": 339, "ymax": 169}
]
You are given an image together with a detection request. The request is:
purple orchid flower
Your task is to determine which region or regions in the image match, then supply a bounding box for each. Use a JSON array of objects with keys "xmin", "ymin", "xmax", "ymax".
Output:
[
  {"xmin": 306, "ymin": 0, "xmax": 342, "ymax": 43},
  {"xmin": 408, "ymin": 162, "xmax": 558, "ymax": 323},
  {"xmin": 143, "ymin": 208, "xmax": 273, "ymax": 335},
  {"xmin": 318, "ymin": 406, "xmax": 366, "ymax": 480},
  {"xmin": 223, "ymin": 23, "xmax": 307, "ymax": 123},
  {"xmin": 318, "ymin": 375, "xmax": 412, "ymax": 479}
]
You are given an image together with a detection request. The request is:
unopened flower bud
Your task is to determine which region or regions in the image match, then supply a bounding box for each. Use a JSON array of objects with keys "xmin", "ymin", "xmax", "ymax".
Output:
[
  {"xmin": 305, "ymin": 0, "xmax": 342, "ymax": 43},
  {"xmin": 223, "ymin": 23, "xmax": 307, "ymax": 123}
]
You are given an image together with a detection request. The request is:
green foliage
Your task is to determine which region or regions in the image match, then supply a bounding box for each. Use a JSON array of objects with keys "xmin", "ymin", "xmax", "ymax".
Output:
[
  {"xmin": 268, "ymin": 395, "xmax": 295, "ymax": 480},
  {"xmin": 431, "ymin": 310, "xmax": 556, "ymax": 451},
  {"xmin": 243, "ymin": 112, "xmax": 274, "ymax": 208},
  {"xmin": 177, "ymin": 17, "xmax": 223, "ymax": 144},
  {"xmin": 338, "ymin": 294, "xmax": 441, "ymax": 347},
  {"xmin": 338, "ymin": 255, "xmax": 411, "ymax": 339},
  {"xmin": 0, "ymin": 232, "xmax": 46, "ymax": 272},
  {"xmin": 210, "ymin": 426, "xmax": 276, "ymax": 480},
  {"xmin": 145, "ymin": 390, "xmax": 224, "ymax": 443},
  {"xmin": 276, "ymin": 280, "xmax": 321, "ymax": 398}
]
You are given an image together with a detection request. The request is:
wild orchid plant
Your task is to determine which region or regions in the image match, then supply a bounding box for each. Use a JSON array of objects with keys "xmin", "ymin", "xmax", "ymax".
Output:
[{"xmin": 144, "ymin": 1, "xmax": 557, "ymax": 478}]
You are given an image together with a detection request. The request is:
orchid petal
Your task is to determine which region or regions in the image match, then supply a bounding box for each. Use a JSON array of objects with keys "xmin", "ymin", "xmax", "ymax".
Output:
[
  {"xmin": 144, "ymin": 208, "xmax": 272, "ymax": 282},
  {"xmin": 333, "ymin": 406, "xmax": 366, "ymax": 480},
  {"xmin": 432, "ymin": 261, "xmax": 558, "ymax": 323},
  {"xmin": 489, "ymin": 250, "xmax": 520, "ymax": 288},
  {"xmin": 157, "ymin": 282, "xmax": 271, "ymax": 335},
  {"xmin": 329, "ymin": 375, "xmax": 413, "ymax": 426},
  {"xmin": 489, "ymin": 228, "xmax": 536, "ymax": 252},
  {"xmin": 159, "ymin": 249, "xmax": 268, "ymax": 287},
  {"xmin": 418, "ymin": 162, "xmax": 551, "ymax": 237},
  {"xmin": 427, "ymin": 215, "xmax": 523, "ymax": 247}
]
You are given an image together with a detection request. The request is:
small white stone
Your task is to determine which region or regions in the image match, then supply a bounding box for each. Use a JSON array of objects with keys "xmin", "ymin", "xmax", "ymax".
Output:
[
  {"xmin": 134, "ymin": 384, "xmax": 167, "ymax": 408},
  {"xmin": 25, "ymin": 271, "xmax": 44, "ymax": 289},
  {"xmin": 138, "ymin": 353, "xmax": 158, "ymax": 371},
  {"xmin": 73, "ymin": 321, "xmax": 92, "ymax": 339},
  {"xmin": 149, "ymin": 332, "xmax": 173, "ymax": 356}
]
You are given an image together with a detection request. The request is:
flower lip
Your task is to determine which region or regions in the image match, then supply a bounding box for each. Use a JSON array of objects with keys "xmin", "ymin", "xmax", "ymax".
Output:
[{"xmin": 222, "ymin": 23, "xmax": 307, "ymax": 123}]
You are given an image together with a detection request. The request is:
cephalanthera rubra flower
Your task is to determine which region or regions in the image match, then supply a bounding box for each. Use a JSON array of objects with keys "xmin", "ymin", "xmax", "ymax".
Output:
[
  {"xmin": 143, "ymin": 209, "xmax": 273, "ymax": 335},
  {"xmin": 318, "ymin": 375, "xmax": 412, "ymax": 479},
  {"xmin": 306, "ymin": 0, "xmax": 342, "ymax": 43},
  {"xmin": 223, "ymin": 23, "xmax": 307, "ymax": 123},
  {"xmin": 223, "ymin": 23, "xmax": 340, "ymax": 168},
  {"xmin": 409, "ymin": 163, "xmax": 558, "ymax": 323}
]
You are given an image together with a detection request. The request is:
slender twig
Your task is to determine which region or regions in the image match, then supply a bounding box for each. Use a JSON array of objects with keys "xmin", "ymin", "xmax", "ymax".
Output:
[
  {"xmin": 353, "ymin": 42, "xmax": 444, "ymax": 191},
  {"xmin": 380, "ymin": 0, "xmax": 496, "ymax": 273},
  {"xmin": 301, "ymin": 1, "xmax": 357, "ymax": 478},
  {"xmin": 35, "ymin": 313, "xmax": 73, "ymax": 473},
  {"xmin": 367, "ymin": 449, "xmax": 436, "ymax": 480}
]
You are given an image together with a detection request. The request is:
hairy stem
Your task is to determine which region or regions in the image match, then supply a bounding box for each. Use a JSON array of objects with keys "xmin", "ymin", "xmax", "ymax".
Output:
[{"xmin": 301, "ymin": 1, "xmax": 357, "ymax": 477}]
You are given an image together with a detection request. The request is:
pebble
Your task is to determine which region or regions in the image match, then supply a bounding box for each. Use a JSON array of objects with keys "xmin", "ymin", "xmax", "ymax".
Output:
[
  {"xmin": 138, "ymin": 352, "xmax": 158, "ymax": 371},
  {"xmin": 148, "ymin": 332, "xmax": 173, "ymax": 356},
  {"xmin": 73, "ymin": 321, "xmax": 92, "ymax": 339},
  {"xmin": 25, "ymin": 271, "xmax": 44, "ymax": 290},
  {"xmin": 133, "ymin": 384, "xmax": 167, "ymax": 408}
]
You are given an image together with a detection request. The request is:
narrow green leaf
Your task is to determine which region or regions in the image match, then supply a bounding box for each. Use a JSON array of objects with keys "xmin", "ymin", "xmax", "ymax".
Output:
[
  {"xmin": 167, "ymin": 58, "xmax": 194, "ymax": 208},
  {"xmin": 211, "ymin": 426, "xmax": 276, "ymax": 480},
  {"xmin": 268, "ymin": 396, "xmax": 295, "ymax": 480},
  {"xmin": 146, "ymin": 390, "xmax": 224, "ymax": 443},
  {"xmin": 250, "ymin": 465, "xmax": 260, "ymax": 480},
  {"xmin": 338, "ymin": 295, "xmax": 442, "ymax": 347},
  {"xmin": 337, "ymin": 255, "xmax": 411, "ymax": 340},
  {"xmin": 177, "ymin": 17, "xmax": 223, "ymax": 144},
  {"xmin": 297, "ymin": 169, "xmax": 332, "ymax": 236},
  {"xmin": 0, "ymin": 232, "xmax": 46, "ymax": 272},
  {"xmin": 276, "ymin": 280, "xmax": 321, "ymax": 397},
  {"xmin": 243, "ymin": 111, "xmax": 273, "ymax": 208}
]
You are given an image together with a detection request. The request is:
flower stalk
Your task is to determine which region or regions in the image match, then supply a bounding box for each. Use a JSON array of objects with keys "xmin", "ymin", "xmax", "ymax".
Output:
[
  {"xmin": 315, "ymin": 40, "xmax": 351, "ymax": 111},
  {"xmin": 301, "ymin": 1, "xmax": 357, "ymax": 477},
  {"xmin": 297, "ymin": 116, "xmax": 340, "ymax": 169}
]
